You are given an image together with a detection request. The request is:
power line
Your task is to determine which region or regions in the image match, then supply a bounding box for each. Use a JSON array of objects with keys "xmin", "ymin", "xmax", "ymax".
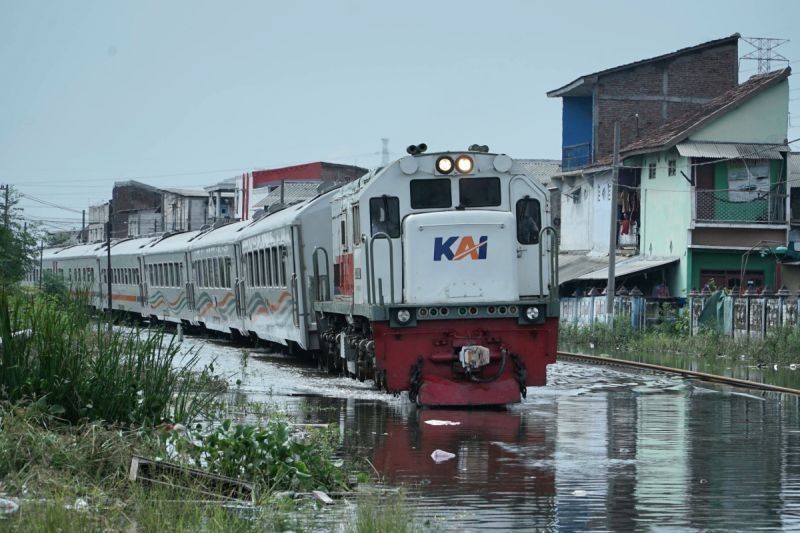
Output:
[{"xmin": 18, "ymin": 192, "xmax": 83, "ymax": 214}]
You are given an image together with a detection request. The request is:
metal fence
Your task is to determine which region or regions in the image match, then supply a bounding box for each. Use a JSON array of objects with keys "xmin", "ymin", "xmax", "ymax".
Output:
[{"xmin": 695, "ymin": 190, "xmax": 787, "ymax": 224}]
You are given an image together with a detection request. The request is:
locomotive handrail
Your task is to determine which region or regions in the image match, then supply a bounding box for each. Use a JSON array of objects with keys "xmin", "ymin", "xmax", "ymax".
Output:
[
  {"xmin": 538, "ymin": 226, "xmax": 559, "ymax": 300},
  {"xmin": 361, "ymin": 235, "xmax": 372, "ymax": 304},
  {"xmin": 369, "ymin": 232, "xmax": 395, "ymax": 305},
  {"xmin": 311, "ymin": 247, "xmax": 330, "ymax": 302}
]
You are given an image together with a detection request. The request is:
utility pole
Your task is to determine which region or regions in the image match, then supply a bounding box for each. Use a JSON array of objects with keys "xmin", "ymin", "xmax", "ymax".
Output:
[
  {"xmin": 106, "ymin": 201, "xmax": 113, "ymax": 319},
  {"xmin": 1, "ymin": 184, "xmax": 9, "ymax": 227},
  {"xmin": 606, "ymin": 122, "xmax": 620, "ymax": 329},
  {"xmin": 81, "ymin": 209, "xmax": 86, "ymax": 243}
]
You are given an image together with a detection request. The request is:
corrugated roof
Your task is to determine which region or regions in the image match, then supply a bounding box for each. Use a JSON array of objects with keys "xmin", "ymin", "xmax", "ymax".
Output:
[
  {"xmin": 676, "ymin": 142, "xmax": 786, "ymax": 160},
  {"xmin": 577, "ymin": 257, "xmax": 679, "ymax": 280},
  {"xmin": 516, "ymin": 159, "xmax": 561, "ymax": 187},
  {"xmin": 161, "ymin": 187, "xmax": 208, "ymax": 197},
  {"xmin": 547, "ymin": 34, "xmax": 740, "ymax": 98},
  {"xmin": 252, "ymin": 181, "xmax": 322, "ymax": 208},
  {"xmin": 620, "ymin": 68, "xmax": 791, "ymax": 157}
]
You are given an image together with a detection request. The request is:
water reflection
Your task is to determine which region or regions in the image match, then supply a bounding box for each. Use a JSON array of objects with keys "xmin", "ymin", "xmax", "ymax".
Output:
[
  {"xmin": 181, "ymin": 337, "xmax": 800, "ymax": 530},
  {"xmin": 287, "ymin": 368, "xmax": 800, "ymax": 530}
]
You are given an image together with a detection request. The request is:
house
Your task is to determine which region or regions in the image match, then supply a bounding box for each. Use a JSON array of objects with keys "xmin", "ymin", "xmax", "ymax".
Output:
[
  {"xmin": 621, "ymin": 68, "xmax": 791, "ymax": 295},
  {"xmin": 161, "ymin": 188, "xmax": 210, "ymax": 233},
  {"xmin": 87, "ymin": 202, "xmax": 108, "ymax": 242},
  {"xmin": 204, "ymin": 177, "xmax": 238, "ymax": 223},
  {"xmin": 238, "ymin": 162, "xmax": 367, "ymax": 220},
  {"xmin": 547, "ymin": 34, "xmax": 746, "ymax": 294},
  {"xmin": 110, "ymin": 181, "xmax": 163, "ymax": 238}
]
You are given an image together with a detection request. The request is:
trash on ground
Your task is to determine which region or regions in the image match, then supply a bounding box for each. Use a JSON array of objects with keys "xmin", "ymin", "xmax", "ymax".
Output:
[
  {"xmin": 312, "ymin": 490, "xmax": 334, "ymax": 505},
  {"xmin": 424, "ymin": 420, "xmax": 461, "ymax": 426},
  {"xmin": 431, "ymin": 449, "xmax": 456, "ymax": 463}
]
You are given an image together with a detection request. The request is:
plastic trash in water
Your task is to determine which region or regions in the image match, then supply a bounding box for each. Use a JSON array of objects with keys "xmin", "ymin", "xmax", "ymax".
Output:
[
  {"xmin": 571, "ymin": 490, "xmax": 587, "ymax": 497},
  {"xmin": 424, "ymin": 420, "xmax": 461, "ymax": 426},
  {"xmin": 431, "ymin": 449, "xmax": 456, "ymax": 463}
]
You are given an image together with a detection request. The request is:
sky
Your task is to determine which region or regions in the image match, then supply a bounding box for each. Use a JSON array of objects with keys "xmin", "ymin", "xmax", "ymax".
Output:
[{"xmin": 1, "ymin": 0, "xmax": 799, "ymax": 232}]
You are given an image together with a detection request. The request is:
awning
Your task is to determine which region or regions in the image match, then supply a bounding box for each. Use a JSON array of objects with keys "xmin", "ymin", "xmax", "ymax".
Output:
[
  {"xmin": 676, "ymin": 142, "xmax": 786, "ymax": 160},
  {"xmin": 577, "ymin": 256, "xmax": 679, "ymax": 280},
  {"xmin": 559, "ymin": 254, "xmax": 622, "ymax": 283}
]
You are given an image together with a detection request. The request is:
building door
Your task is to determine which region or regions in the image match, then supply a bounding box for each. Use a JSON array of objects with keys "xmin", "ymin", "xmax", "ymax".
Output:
[{"xmin": 695, "ymin": 162, "xmax": 715, "ymax": 221}]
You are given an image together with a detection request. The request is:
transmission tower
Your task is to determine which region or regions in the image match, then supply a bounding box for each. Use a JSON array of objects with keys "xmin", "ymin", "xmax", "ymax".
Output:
[{"xmin": 741, "ymin": 36, "xmax": 789, "ymax": 75}]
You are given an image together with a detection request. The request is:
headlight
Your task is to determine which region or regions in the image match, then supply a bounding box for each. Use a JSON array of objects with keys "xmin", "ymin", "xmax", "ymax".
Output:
[
  {"xmin": 396, "ymin": 309, "xmax": 412, "ymax": 324},
  {"xmin": 525, "ymin": 306, "xmax": 540, "ymax": 321},
  {"xmin": 435, "ymin": 156, "xmax": 454, "ymax": 174},
  {"xmin": 455, "ymin": 155, "xmax": 474, "ymax": 174}
]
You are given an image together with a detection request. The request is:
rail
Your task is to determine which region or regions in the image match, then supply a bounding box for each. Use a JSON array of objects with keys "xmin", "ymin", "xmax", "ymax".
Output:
[
  {"xmin": 311, "ymin": 247, "xmax": 330, "ymax": 302},
  {"xmin": 538, "ymin": 226, "xmax": 559, "ymax": 301},
  {"xmin": 558, "ymin": 351, "xmax": 800, "ymax": 396},
  {"xmin": 369, "ymin": 232, "xmax": 395, "ymax": 305}
]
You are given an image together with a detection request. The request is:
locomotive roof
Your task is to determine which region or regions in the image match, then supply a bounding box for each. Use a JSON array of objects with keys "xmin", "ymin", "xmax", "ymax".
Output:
[{"xmin": 46, "ymin": 242, "xmax": 105, "ymax": 260}]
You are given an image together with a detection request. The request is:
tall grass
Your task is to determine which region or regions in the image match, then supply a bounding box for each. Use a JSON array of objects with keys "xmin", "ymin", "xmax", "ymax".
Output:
[{"xmin": 0, "ymin": 289, "xmax": 219, "ymax": 425}]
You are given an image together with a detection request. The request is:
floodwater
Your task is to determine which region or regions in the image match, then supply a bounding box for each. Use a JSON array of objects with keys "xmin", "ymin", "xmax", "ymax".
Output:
[{"xmin": 178, "ymin": 334, "xmax": 800, "ymax": 531}]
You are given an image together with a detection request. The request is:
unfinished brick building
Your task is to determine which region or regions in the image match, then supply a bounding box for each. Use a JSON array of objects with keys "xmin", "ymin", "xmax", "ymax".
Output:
[{"xmin": 548, "ymin": 33, "xmax": 740, "ymax": 170}]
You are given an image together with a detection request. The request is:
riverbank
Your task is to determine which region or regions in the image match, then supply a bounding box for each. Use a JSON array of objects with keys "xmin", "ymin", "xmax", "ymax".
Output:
[{"xmin": 0, "ymin": 289, "xmax": 417, "ymax": 531}]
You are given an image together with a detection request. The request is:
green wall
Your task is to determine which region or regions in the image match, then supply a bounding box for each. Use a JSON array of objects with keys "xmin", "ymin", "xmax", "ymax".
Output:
[
  {"xmin": 708, "ymin": 159, "xmax": 782, "ymax": 222},
  {"xmin": 688, "ymin": 249, "xmax": 776, "ymax": 291}
]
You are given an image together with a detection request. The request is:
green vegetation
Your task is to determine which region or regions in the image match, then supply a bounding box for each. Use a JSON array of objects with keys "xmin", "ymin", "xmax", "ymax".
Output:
[
  {"xmin": 559, "ymin": 317, "xmax": 800, "ymax": 364},
  {"xmin": 0, "ymin": 187, "xmax": 36, "ymax": 290}
]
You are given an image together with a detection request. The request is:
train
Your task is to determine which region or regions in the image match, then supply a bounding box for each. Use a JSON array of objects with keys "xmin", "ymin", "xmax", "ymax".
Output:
[{"xmin": 24, "ymin": 145, "xmax": 560, "ymax": 407}]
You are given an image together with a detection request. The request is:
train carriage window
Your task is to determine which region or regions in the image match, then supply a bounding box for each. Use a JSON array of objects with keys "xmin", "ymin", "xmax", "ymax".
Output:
[
  {"xmin": 247, "ymin": 253, "xmax": 254, "ymax": 286},
  {"xmin": 259, "ymin": 251, "xmax": 266, "ymax": 287},
  {"xmin": 410, "ymin": 179, "xmax": 451, "ymax": 209},
  {"xmin": 213, "ymin": 258, "xmax": 220, "ymax": 288},
  {"xmin": 175, "ymin": 265, "xmax": 180, "ymax": 286},
  {"xmin": 225, "ymin": 258, "xmax": 232, "ymax": 288},
  {"xmin": 369, "ymin": 196, "xmax": 400, "ymax": 238},
  {"xmin": 280, "ymin": 246, "xmax": 287, "ymax": 287},
  {"xmin": 159, "ymin": 264, "xmax": 165, "ymax": 287},
  {"xmin": 217, "ymin": 258, "xmax": 224, "ymax": 289},
  {"xmin": 272, "ymin": 247, "xmax": 280, "ymax": 287},
  {"xmin": 204, "ymin": 260, "xmax": 211, "ymax": 288},
  {"xmin": 459, "ymin": 177, "xmax": 501, "ymax": 207},
  {"xmin": 167, "ymin": 264, "xmax": 173, "ymax": 287},
  {"xmin": 352, "ymin": 205, "xmax": 361, "ymax": 245},
  {"xmin": 516, "ymin": 198, "xmax": 541, "ymax": 245}
]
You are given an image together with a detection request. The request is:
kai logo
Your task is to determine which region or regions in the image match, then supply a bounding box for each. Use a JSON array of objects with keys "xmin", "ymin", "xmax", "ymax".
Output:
[{"xmin": 433, "ymin": 236, "xmax": 488, "ymax": 261}]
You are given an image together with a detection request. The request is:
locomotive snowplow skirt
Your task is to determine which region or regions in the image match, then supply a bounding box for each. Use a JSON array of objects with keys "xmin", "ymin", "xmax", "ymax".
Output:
[{"xmin": 417, "ymin": 374, "xmax": 522, "ymax": 407}]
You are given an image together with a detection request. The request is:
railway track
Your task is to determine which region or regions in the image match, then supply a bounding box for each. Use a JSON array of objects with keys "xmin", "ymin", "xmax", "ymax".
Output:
[{"xmin": 557, "ymin": 351, "xmax": 800, "ymax": 396}]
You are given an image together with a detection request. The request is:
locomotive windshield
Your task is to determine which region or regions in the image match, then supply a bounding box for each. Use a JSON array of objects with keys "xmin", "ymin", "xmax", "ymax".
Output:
[
  {"xmin": 369, "ymin": 196, "xmax": 401, "ymax": 237},
  {"xmin": 410, "ymin": 179, "xmax": 451, "ymax": 209},
  {"xmin": 459, "ymin": 177, "xmax": 501, "ymax": 207}
]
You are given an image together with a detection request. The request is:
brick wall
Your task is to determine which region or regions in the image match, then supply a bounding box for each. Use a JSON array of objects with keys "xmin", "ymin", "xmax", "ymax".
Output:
[
  {"xmin": 594, "ymin": 42, "xmax": 738, "ymax": 159},
  {"xmin": 111, "ymin": 184, "xmax": 163, "ymax": 238}
]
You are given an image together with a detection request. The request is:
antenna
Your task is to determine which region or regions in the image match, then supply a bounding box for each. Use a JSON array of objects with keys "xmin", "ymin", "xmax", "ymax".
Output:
[
  {"xmin": 741, "ymin": 36, "xmax": 790, "ymax": 75},
  {"xmin": 381, "ymin": 138, "xmax": 389, "ymax": 167}
]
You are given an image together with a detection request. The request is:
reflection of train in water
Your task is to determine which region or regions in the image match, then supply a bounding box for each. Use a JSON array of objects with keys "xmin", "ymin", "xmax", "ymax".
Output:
[{"xmin": 27, "ymin": 144, "xmax": 559, "ymax": 406}]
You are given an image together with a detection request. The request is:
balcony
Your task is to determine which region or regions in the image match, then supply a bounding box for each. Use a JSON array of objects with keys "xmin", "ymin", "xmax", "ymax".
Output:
[
  {"xmin": 694, "ymin": 189, "xmax": 787, "ymax": 225},
  {"xmin": 562, "ymin": 143, "xmax": 592, "ymax": 171}
]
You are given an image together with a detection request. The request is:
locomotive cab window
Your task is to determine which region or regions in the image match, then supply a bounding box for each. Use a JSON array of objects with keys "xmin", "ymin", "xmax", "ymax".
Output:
[
  {"xmin": 410, "ymin": 179, "xmax": 451, "ymax": 209},
  {"xmin": 369, "ymin": 196, "xmax": 400, "ymax": 238},
  {"xmin": 516, "ymin": 198, "xmax": 541, "ymax": 245},
  {"xmin": 459, "ymin": 177, "xmax": 501, "ymax": 207}
]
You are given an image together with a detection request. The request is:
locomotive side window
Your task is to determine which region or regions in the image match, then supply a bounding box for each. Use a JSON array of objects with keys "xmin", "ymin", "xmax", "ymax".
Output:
[
  {"xmin": 352, "ymin": 205, "xmax": 361, "ymax": 244},
  {"xmin": 410, "ymin": 179, "xmax": 451, "ymax": 209},
  {"xmin": 369, "ymin": 196, "xmax": 400, "ymax": 238},
  {"xmin": 516, "ymin": 198, "xmax": 541, "ymax": 245},
  {"xmin": 460, "ymin": 178, "xmax": 501, "ymax": 207}
]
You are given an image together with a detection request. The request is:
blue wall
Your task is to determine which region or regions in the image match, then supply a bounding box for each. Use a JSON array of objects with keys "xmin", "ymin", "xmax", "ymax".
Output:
[{"xmin": 562, "ymin": 96, "xmax": 593, "ymax": 170}]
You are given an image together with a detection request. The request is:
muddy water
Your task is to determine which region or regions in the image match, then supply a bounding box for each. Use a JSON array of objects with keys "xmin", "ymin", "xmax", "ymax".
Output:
[{"xmin": 179, "ymin": 336, "xmax": 800, "ymax": 531}]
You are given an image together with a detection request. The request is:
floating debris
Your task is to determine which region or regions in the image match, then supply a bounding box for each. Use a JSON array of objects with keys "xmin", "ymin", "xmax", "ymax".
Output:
[
  {"xmin": 424, "ymin": 420, "xmax": 461, "ymax": 426},
  {"xmin": 430, "ymin": 449, "xmax": 456, "ymax": 463}
]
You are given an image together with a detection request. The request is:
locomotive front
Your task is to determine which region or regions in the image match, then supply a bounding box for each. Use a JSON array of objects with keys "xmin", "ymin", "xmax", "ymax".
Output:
[{"xmin": 315, "ymin": 144, "xmax": 559, "ymax": 406}]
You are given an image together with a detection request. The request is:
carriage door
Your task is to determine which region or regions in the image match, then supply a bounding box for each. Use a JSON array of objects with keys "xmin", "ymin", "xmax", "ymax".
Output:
[
  {"xmin": 290, "ymin": 226, "xmax": 302, "ymax": 328},
  {"xmin": 233, "ymin": 243, "xmax": 245, "ymax": 319},
  {"xmin": 184, "ymin": 252, "xmax": 195, "ymax": 311},
  {"xmin": 510, "ymin": 176, "xmax": 546, "ymax": 297},
  {"xmin": 137, "ymin": 257, "xmax": 146, "ymax": 305}
]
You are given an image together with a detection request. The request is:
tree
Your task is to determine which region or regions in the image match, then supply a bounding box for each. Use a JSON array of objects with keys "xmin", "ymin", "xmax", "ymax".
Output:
[{"xmin": 0, "ymin": 186, "xmax": 36, "ymax": 289}]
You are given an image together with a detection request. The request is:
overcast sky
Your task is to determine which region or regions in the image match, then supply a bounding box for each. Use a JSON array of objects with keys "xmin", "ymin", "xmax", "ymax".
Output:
[{"xmin": 1, "ymin": 0, "xmax": 799, "ymax": 230}]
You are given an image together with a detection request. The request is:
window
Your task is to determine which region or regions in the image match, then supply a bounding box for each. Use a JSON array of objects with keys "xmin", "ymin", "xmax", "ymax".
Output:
[
  {"xmin": 410, "ymin": 179, "xmax": 451, "ymax": 209},
  {"xmin": 668, "ymin": 159, "xmax": 676, "ymax": 177},
  {"xmin": 217, "ymin": 258, "xmax": 225, "ymax": 289},
  {"xmin": 271, "ymin": 247, "xmax": 279, "ymax": 287},
  {"xmin": 516, "ymin": 198, "xmax": 541, "ymax": 245},
  {"xmin": 648, "ymin": 162, "xmax": 656, "ymax": 179},
  {"xmin": 459, "ymin": 178, "xmax": 501, "ymax": 207},
  {"xmin": 225, "ymin": 258, "xmax": 232, "ymax": 288},
  {"xmin": 352, "ymin": 205, "xmax": 361, "ymax": 244},
  {"xmin": 176, "ymin": 265, "xmax": 181, "ymax": 286},
  {"xmin": 280, "ymin": 246, "xmax": 287, "ymax": 287},
  {"xmin": 247, "ymin": 253, "xmax": 254, "ymax": 286},
  {"xmin": 340, "ymin": 220, "xmax": 346, "ymax": 246},
  {"xmin": 369, "ymin": 196, "xmax": 401, "ymax": 238}
]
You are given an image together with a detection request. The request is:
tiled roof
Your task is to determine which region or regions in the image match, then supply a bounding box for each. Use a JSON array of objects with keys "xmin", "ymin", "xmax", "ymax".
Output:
[
  {"xmin": 252, "ymin": 181, "xmax": 321, "ymax": 208},
  {"xmin": 547, "ymin": 34, "xmax": 740, "ymax": 98},
  {"xmin": 516, "ymin": 159, "xmax": 562, "ymax": 186},
  {"xmin": 620, "ymin": 68, "xmax": 791, "ymax": 157}
]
